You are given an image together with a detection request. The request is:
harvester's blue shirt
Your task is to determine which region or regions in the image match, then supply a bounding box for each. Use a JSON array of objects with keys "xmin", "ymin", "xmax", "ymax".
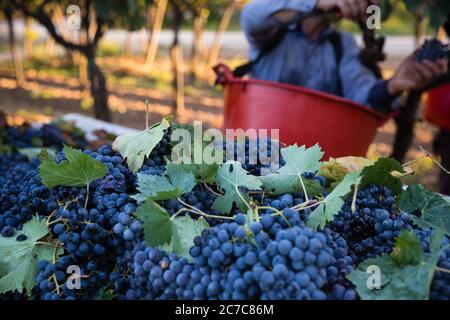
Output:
[{"xmin": 241, "ymin": 0, "xmax": 394, "ymax": 112}]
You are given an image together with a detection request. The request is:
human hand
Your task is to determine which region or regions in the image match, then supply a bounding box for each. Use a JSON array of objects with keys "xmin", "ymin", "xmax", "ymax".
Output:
[
  {"xmin": 388, "ymin": 54, "xmax": 448, "ymax": 95},
  {"xmin": 317, "ymin": 0, "xmax": 380, "ymax": 20}
]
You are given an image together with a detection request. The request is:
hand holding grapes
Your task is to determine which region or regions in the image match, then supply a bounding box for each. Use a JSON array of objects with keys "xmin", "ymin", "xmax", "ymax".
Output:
[
  {"xmin": 388, "ymin": 54, "xmax": 448, "ymax": 96},
  {"xmin": 317, "ymin": 0, "xmax": 380, "ymax": 20}
]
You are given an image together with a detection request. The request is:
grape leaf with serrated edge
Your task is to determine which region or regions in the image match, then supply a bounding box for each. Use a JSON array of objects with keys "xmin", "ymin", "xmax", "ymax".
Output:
[
  {"xmin": 19, "ymin": 148, "xmax": 56, "ymax": 161},
  {"xmin": 359, "ymin": 158, "xmax": 404, "ymax": 195},
  {"xmin": 135, "ymin": 200, "xmax": 173, "ymax": 247},
  {"xmin": 261, "ymin": 174, "xmax": 323, "ymax": 197},
  {"xmin": 39, "ymin": 145, "xmax": 108, "ymax": 188},
  {"xmin": 212, "ymin": 161, "xmax": 262, "ymax": 213},
  {"xmin": 165, "ymin": 162, "xmax": 198, "ymax": 194},
  {"xmin": 347, "ymin": 229, "xmax": 446, "ymax": 300},
  {"xmin": 112, "ymin": 119, "xmax": 170, "ymax": 173},
  {"xmin": 135, "ymin": 200, "xmax": 209, "ymax": 261},
  {"xmin": 132, "ymin": 165, "xmax": 196, "ymax": 202},
  {"xmin": 170, "ymin": 162, "xmax": 219, "ymax": 184},
  {"xmin": 399, "ymin": 184, "xmax": 450, "ymax": 236},
  {"xmin": 307, "ymin": 171, "xmax": 361, "ymax": 230},
  {"xmin": 391, "ymin": 230, "xmax": 424, "ymax": 265},
  {"xmin": 171, "ymin": 216, "xmax": 209, "ymax": 262},
  {"xmin": 0, "ymin": 216, "xmax": 63, "ymax": 295},
  {"xmin": 261, "ymin": 144, "xmax": 324, "ymax": 196}
]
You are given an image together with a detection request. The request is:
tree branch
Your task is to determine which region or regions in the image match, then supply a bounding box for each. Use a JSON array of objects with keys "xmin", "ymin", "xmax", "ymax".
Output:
[
  {"xmin": 11, "ymin": 0, "xmax": 87, "ymax": 54},
  {"xmin": 83, "ymin": 0, "xmax": 91, "ymax": 43}
]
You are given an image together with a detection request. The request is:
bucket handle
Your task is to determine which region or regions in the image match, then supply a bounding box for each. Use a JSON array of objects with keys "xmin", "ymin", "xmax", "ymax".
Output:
[{"xmin": 213, "ymin": 63, "xmax": 234, "ymax": 86}]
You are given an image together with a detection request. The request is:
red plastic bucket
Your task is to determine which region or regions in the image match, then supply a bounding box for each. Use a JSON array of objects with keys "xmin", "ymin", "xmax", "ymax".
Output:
[
  {"xmin": 214, "ymin": 64, "xmax": 386, "ymax": 158},
  {"xmin": 424, "ymin": 83, "xmax": 450, "ymax": 131}
]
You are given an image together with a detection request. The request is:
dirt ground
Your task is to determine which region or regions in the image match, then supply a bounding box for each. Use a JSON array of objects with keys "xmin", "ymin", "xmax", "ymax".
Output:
[{"xmin": 0, "ymin": 56, "xmax": 443, "ymax": 191}]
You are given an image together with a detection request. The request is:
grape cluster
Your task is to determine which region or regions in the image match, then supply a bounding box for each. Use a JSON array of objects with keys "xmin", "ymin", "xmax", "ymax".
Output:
[
  {"xmin": 2, "ymin": 122, "xmax": 87, "ymax": 151},
  {"xmin": 124, "ymin": 207, "xmax": 355, "ymax": 300},
  {"xmin": 0, "ymin": 143, "xmax": 143, "ymax": 299},
  {"xmin": 0, "ymin": 155, "xmax": 55, "ymax": 236},
  {"xmin": 414, "ymin": 228, "xmax": 450, "ymax": 300},
  {"xmin": 416, "ymin": 39, "xmax": 448, "ymax": 62},
  {"xmin": 1, "ymin": 121, "xmax": 449, "ymax": 301},
  {"xmin": 125, "ymin": 243, "xmax": 191, "ymax": 300},
  {"xmin": 138, "ymin": 132, "xmax": 171, "ymax": 177},
  {"xmin": 328, "ymin": 185, "xmax": 412, "ymax": 263},
  {"xmin": 223, "ymin": 137, "xmax": 283, "ymax": 176}
]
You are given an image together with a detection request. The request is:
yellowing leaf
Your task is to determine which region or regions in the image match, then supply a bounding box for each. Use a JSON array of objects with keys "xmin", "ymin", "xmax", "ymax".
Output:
[
  {"xmin": 112, "ymin": 119, "xmax": 170, "ymax": 173},
  {"xmin": 335, "ymin": 156, "xmax": 374, "ymax": 172}
]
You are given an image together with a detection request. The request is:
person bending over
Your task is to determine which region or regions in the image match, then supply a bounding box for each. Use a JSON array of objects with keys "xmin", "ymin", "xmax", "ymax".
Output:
[{"xmin": 241, "ymin": 0, "xmax": 447, "ymax": 112}]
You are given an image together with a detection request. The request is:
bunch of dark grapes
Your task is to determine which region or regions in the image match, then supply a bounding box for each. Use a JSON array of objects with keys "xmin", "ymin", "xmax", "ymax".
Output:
[
  {"xmin": 328, "ymin": 185, "xmax": 412, "ymax": 264},
  {"xmin": 2, "ymin": 122, "xmax": 87, "ymax": 151},
  {"xmin": 0, "ymin": 155, "xmax": 56, "ymax": 236},
  {"xmin": 138, "ymin": 131, "xmax": 172, "ymax": 176},
  {"xmin": 414, "ymin": 228, "xmax": 450, "ymax": 300},
  {"xmin": 125, "ymin": 243, "xmax": 191, "ymax": 300},
  {"xmin": 4, "ymin": 144, "xmax": 142, "ymax": 300},
  {"xmin": 162, "ymin": 184, "xmax": 224, "ymax": 226},
  {"xmin": 124, "ymin": 206, "xmax": 354, "ymax": 300},
  {"xmin": 223, "ymin": 137, "xmax": 283, "ymax": 176},
  {"xmin": 416, "ymin": 39, "xmax": 448, "ymax": 62}
]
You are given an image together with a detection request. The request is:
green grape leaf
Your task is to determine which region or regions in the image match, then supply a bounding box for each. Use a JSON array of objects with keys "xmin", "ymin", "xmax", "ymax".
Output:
[
  {"xmin": 136, "ymin": 200, "xmax": 208, "ymax": 261},
  {"xmin": 39, "ymin": 145, "xmax": 108, "ymax": 188},
  {"xmin": 261, "ymin": 174, "xmax": 323, "ymax": 197},
  {"xmin": 171, "ymin": 216, "xmax": 209, "ymax": 262},
  {"xmin": 19, "ymin": 148, "xmax": 56, "ymax": 161},
  {"xmin": 261, "ymin": 144, "xmax": 324, "ymax": 196},
  {"xmin": 133, "ymin": 174, "xmax": 182, "ymax": 202},
  {"xmin": 307, "ymin": 172, "xmax": 361, "ymax": 230},
  {"xmin": 212, "ymin": 161, "xmax": 262, "ymax": 213},
  {"xmin": 391, "ymin": 230, "xmax": 424, "ymax": 266},
  {"xmin": 97, "ymin": 287, "xmax": 117, "ymax": 300},
  {"xmin": 399, "ymin": 184, "xmax": 450, "ymax": 236},
  {"xmin": 173, "ymin": 163, "xmax": 219, "ymax": 184},
  {"xmin": 165, "ymin": 162, "xmax": 197, "ymax": 194},
  {"xmin": 359, "ymin": 158, "xmax": 404, "ymax": 195},
  {"xmin": 0, "ymin": 217, "xmax": 63, "ymax": 295},
  {"xmin": 112, "ymin": 119, "xmax": 170, "ymax": 173},
  {"xmin": 133, "ymin": 166, "xmax": 196, "ymax": 203},
  {"xmin": 347, "ymin": 229, "xmax": 446, "ymax": 300},
  {"xmin": 135, "ymin": 200, "xmax": 173, "ymax": 247}
]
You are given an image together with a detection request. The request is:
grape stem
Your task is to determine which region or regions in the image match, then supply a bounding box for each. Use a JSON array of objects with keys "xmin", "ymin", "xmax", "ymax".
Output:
[
  {"xmin": 47, "ymin": 218, "xmax": 67, "ymax": 227},
  {"xmin": 256, "ymin": 206, "xmax": 291, "ymax": 228},
  {"xmin": 402, "ymin": 146, "xmax": 450, "ymax": 175},
  {"xmin": 290, "ymin": 198, "xmax": 321, "ymax": 211},
  {"xmin": 436, "ymin": 266, "xmax": 450, "ymax": 274},
  {"xmin": 51, "ymin": 241, "xmax": 61, "ymax": 295},
  {"xmin": 177, "ymin": 198, "xmax": 234, "ymax": 221},
  {"xmin": 52, "ymin": 274, "xmax": 61, "ymax": 296},
  {"xmin": 299, "ymin": 176, "xmax": 309, "ymax": 202},
  {"xmin": 234, "ymin": 185, "xmax": 252, "ymax": 212},
  {"xmin": 351, "ymin": 183, "xmax": 359, "ymax": 213},
  {"xmin": 419, "ymin": 146, "xmax": 450, "ymax": 174},
  {"xmin": 203, "ymin": 183, "xmax": 222, "ymax": 197},
  {"xmin": 84, "ymin": 184, "xmax": 90, "ymax": 209},
  {"xmin": 145, "ymin": 99, "xmax": 149, "ymax": 130},
  {"xmin": 290, "ymin": 200, "xmax": 323, "ymax": 212}
]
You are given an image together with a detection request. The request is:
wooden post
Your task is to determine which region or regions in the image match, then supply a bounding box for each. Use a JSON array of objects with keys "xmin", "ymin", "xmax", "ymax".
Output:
[
  {"xmin": 6, "ymin": 7, "xmax": 25, "ymax": 88},
  {"xmin": 145, "ymin": 0, "xmax": 168, "ymax": 68},
  {"xmin": 206, "ymin": 2, "xmax": 236, "ymax": 67}
]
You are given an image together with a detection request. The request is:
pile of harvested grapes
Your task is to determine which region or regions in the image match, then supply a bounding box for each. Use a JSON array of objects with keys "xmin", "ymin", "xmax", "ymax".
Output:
[{"xmin": 0, "ymin": 118, "xmax": 449, "ymax": 300}]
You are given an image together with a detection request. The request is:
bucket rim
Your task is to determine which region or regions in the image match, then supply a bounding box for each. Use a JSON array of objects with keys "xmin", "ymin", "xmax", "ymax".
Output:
[{"xmin": 222, "ymin": 76, "xmax": 386, "ymax": 120}]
